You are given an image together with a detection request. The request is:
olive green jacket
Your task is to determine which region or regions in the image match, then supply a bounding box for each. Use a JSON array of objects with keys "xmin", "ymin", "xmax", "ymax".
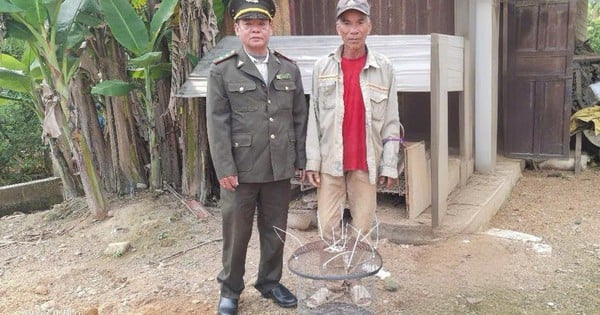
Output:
[{"xmin": 206, "ymin": 48, "xmax": 307, "ymax": 183}]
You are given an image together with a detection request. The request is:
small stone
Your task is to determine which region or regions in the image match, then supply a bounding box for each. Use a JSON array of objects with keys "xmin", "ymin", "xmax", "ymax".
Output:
[
  {"xmin": 103, "ymin": 241, "xmax": 131, "ymax": 257},
  {"xmin": 82, "ymin": 308, "xmax": 99, "ymax": 315},
  {"xmin": 192, "ymin": 300, "xmax": 201, "ymax": 304},
  {"xmin": 159, "ymin": 238, "xmax": 176, "ymax": 247},
  {"xmin": 33, "ymin": 285, "xmax": 49, "ymax": 295},
  {"xmin": 40, "ymin": 300, "xmax": 56, "ymax": 310},
  {"xmin": 383, "ymin": 278, "xmax": 399, "ymax": 292},
  {"xmin": 466, "ymin": 297, "xmax": 483, "ymax": 304}
]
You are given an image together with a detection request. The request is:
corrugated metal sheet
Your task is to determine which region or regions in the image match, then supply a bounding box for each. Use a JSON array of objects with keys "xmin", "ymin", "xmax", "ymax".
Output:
[{"xmin": 177, "ymin": 34, "xmax": 463, "ymax": 98}]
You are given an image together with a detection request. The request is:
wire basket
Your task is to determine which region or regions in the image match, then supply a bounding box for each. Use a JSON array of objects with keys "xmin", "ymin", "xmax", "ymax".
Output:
[
  {"xmin": 288, "ymin": 239, "xmax": 382, "ymax": 280},
  {"xmin": 288, "ymin": 239, "xmax": 382, "ymax": 314}
]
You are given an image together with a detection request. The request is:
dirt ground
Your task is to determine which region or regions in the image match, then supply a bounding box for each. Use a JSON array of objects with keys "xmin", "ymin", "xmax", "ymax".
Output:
[{"xmin": 1, "ymin": 166, "xmax": 599, "ymax": 315}]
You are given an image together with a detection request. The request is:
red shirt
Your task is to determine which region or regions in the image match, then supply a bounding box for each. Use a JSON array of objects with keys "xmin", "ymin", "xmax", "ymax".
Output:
[{"xmin": 341, "ymin": 54, "xmax": 368, "ymax": 171}]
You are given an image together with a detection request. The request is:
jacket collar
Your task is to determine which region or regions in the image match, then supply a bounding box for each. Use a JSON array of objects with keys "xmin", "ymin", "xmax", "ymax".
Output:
[
  {"xmin": 236, "ymin": 47, "xmax": 282, "ymax": 84},
  {"xmin": 330, "ymin": 44, "xmax": 380, "ymax": 69}
]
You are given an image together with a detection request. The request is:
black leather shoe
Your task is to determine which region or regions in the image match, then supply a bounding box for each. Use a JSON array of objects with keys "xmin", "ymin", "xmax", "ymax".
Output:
[
  {"xmin": 217, "ymin": 296, "xmax": 238, "ymax": 315},
  {"xmin": 262, "ymin": 284, "xmax": 297, "ymax": 308}
]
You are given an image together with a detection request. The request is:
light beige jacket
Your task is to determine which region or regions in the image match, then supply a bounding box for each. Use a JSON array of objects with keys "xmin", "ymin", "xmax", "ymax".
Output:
[{"xmin": 305, "ymin": 45, "xmax": 400, "ymax": 184}]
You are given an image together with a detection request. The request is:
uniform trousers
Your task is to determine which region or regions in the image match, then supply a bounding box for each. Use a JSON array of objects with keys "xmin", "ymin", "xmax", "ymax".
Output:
[
  {"xmin": 317, "ymin": 171, "xmax": 377, "ymax": 241},
  {"xmin": 217, "ymin": 179, "xmax": 291, "ymax": 299}
]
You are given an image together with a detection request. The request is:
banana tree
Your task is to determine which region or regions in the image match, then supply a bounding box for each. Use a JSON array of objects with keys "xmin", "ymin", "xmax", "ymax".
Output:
[
  {"xmin": 0, "ymin": 50, "xmax": 82, "ymax": 199},
  {"xmin": 171, "ymin": 0, "xmax": 220, "ymax": 203},
  {"xmin": 94, "ymin": 0, "xmax": 178, "ymax": 190},
  {"xmin": 0, "ymin": 0, "xmax": 108, "ymax": 218}
]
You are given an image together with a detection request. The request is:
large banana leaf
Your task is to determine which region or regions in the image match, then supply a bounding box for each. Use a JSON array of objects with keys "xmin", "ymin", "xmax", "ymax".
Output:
[
  {"xmin": 0, "ymin": 94, "xmax": 23, "ymax": 106},
  {"xmin": 99, "ymin": 0, "xmax": 149, "ymax": 56},
  {"xmin": 4, "ymin": 20, "xmax": 36, "ymax": 41},
  {"xmin": 129, "ymin": 62, "xmax": 171, "ymax": 80},
  {"xmin": 56, "ymin": 0, "xmax": 91, "ymax": 46},
  {"xmin": 91, "ymin": 79, "xmax": 136, "ymax": 96},
  {"xmin": 0, "ymin": 54, "xmax": 27, "ymax": 72},
  {"xmin": 129, "ymin": 51, "xmax": 162, "ymax": 68},
  {"xmin": 148, "ymin": 0, "xmax": 177, "ymax": 50},
  {"xmin": 11, "ymin": 0, "xmax": 48, "ymax": 27},
  {"xmin": 76, "ymin": 12, "xmax": 102, "ymax": 28},
  {"xmin": 0, "ymin": 0, "xmax": 23, "ymax": 13},
  {"xmin": 0, "ymin": 68, "xmax": 32, "ymax": 93}
]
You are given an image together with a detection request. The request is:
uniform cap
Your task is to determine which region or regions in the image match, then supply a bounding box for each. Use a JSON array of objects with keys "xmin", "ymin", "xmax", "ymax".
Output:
[
  {"xmin": 336, "ymin": 0, "xmax": 370, "ymax": 18},
  {"xmin": 229, "ymin": 0, "xmax": 276, "ymax": 20}
]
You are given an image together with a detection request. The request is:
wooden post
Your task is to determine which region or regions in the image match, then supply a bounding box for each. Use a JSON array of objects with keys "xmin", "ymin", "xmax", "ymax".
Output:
[
  {"xmin": 430, "ymin": 34, "xmax": 449, "ymax": 228},
  {"xmin": 575, "ymin": 132, "xmax": 582, "ymax": 174}
]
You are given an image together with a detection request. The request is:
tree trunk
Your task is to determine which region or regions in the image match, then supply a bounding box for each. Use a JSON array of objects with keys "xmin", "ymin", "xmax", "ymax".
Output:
[
  {"xmin": 48, "ymin": 137, "xmax": 81, "ymax": 199},
  {"xmin": 172, "ymin": 0, "xmax": 220, "ymax": 204},
  {"xmin": 70, "ymin": 68, "xmax": 113, "ymax": 193},
  {"xmin": 156, "ymin": 76, "xmax": 181, "ymax": 188},
  {"xmin": 88, "ymin": 32, "xmax": 147, "ymax": 194},
  {"xmin": 50, "ymin": 88, "xmax": 108, "ymax": 219},
  {"xmin": 41, "ymin": 93, "xmax": 81, "ymax": 199}
]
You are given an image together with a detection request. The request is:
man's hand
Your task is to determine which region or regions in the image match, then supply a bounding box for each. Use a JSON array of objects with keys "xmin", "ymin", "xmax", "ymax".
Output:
[
  {"xmin": 219, "ymin": 175, "xmax": 239, "ymax": 192},
  {"xmin": 295, "ymin": 169, "xmax": 306, "ymax": 182},
  {"xmin": 305, "ymin": 170, "xmax": 321, "ymax": 188},
  {"xmin": 378, "ymin": 176, "xmax": 399, "ymax": 188}
]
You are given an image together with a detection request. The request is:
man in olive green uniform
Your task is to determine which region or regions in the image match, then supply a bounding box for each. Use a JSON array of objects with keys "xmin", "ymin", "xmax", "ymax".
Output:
[{"xmin": 206, "ymin": 0, "xmax": 307, "ymax": 314}]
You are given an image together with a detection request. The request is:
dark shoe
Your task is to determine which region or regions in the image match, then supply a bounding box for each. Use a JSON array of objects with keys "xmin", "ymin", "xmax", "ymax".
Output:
[
  {"xmin": 217, "ymin": 296, "xmax": 238, "ymax": 315},
  {"xmin": 262, "ymin": 284, "xmax": 297, "ymax": 308}
]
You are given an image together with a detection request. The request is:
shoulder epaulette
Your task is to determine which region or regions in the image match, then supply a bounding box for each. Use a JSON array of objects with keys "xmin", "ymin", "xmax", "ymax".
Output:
[
  {"xmin": 213, "ymin": 50, "xmax": 237, "ymax": 65},
  {"xmin": 273, "ymin": 50, "xmax": 296, "ymax": 63}
]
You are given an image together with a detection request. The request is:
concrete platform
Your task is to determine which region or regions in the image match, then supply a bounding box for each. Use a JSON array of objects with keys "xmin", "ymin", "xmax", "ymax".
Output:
[
  {"xmin": 378, "ymin": 158, "xmax": 524, "ymax": 244},
  {"xmin": 0, "ymin": 177, "xmax": 64, "ymax": 217}
]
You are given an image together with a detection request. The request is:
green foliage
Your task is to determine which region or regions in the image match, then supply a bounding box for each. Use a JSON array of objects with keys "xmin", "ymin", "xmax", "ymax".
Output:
[
  {"xmin": 130, "ymin": 0, "xmax": 146, "ymax": 11},
  {"xmin": 589, "ymin": 0, "xmax": 600, "ymax": 52},
  {"xmin": 0, "ymin": 101, "xmax": 50, "ymax": 186},
  {"xmin": 0, "ymin": 38, "xmax": 25, "ymax": 59},
  {"xmin": 589, "ymin": 19, "xmax": 600, "ymax": 52},
  {"xmin": 99, "ymin": 0, "xmax": 150, "ymax": 56},
  {"xmin": 91, "ymin": 79, "xmax": 136, "ymax": 96},
  {"xmin": 214, "ymin": 0, "xmax": 226, "ymax": 25}
]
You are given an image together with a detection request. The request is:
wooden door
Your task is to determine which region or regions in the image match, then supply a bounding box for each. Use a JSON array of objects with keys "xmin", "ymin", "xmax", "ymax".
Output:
[{"xmin": 502, "ymin": 0, "xmax": 575, "ymax": 159}]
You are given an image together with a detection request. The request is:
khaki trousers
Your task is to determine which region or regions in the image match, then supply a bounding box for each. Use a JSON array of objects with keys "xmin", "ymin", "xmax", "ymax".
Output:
[
  {"xmin": 317, "ymin": 171, "xmax": 377, "ymax": 241},
  {"xmin": 217, "ymin": 179, "xmax": 291, "ymax": 299}
]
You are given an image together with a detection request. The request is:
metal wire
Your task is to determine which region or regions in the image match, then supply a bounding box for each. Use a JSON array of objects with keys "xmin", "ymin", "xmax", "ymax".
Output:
[{"xmin": 288, "ymin": 239, "xmax": 382, "ymax": 281}]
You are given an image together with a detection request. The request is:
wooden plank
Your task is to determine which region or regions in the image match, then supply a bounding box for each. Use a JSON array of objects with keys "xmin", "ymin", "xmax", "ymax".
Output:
[
  {"xmin": 405, "ymin": 142, "xmax": 431, "ymax": 219},
  {"xmin": 430, "ymin": 34, "xmax": 449, "ymax": 227},
  {"xmin": 575, "ymin": 132, "xmax": 582, "ymax": 174}
]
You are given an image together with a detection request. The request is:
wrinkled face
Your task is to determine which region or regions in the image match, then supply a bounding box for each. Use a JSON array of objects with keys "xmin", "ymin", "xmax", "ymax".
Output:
[
  {"xmin": 336, "ymin": 10, "xmax": 371, "ymax": 53},
  {"xmin": 234, "ymin": 18, "xmax": 273, "ymax": 54}
]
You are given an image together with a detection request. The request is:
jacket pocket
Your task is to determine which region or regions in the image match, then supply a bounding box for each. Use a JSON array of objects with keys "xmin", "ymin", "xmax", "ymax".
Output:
[
  {"xmin": 273, "ymin": 79, "xmax": 296, "ymax": 92},
  {"xmin": 273, "ymin": 79, "xmax": 296, "ymax": 109},
  {"xmin": 368, "ymin": 85, "xmax": 389, "ymax": 121},
  {"xmin": 232, "ymin": 133, "xmax": 253, "ymax": 172},
  {"xmin": 227, "ymin": 81, "xmax": 258, "ymax": 111},
  {"xmin": 318, "ymin": 79, "xmax": 336, "ymax": 110}
]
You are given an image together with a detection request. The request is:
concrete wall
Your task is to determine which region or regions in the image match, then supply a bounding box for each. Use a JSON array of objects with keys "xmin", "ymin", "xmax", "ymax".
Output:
[{"xmin": 0, "ymin": 177, "xmax": 64, "ymax": 217}]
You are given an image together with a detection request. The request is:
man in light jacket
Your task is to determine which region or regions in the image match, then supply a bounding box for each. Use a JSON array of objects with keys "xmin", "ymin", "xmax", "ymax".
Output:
[{"xmin": 305, "ymin": 0, "xmax": 400, "ymax": 242}]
